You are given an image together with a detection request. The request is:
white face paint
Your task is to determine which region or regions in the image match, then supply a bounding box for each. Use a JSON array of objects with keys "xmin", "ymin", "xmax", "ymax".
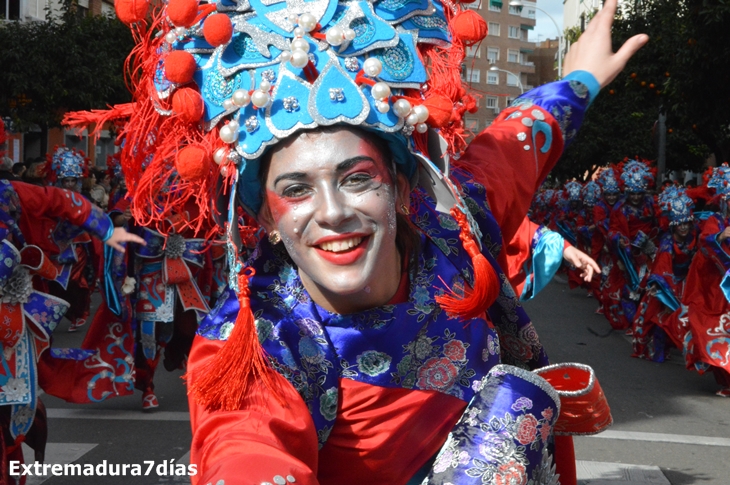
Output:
[{"xmin": 260, "ymin": 128, "xmax": 409, "ymax": 314}]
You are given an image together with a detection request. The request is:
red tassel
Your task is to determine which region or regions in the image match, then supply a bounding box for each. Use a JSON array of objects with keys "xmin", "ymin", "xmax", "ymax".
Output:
[
  {"xmin": 435, "ymin": 208, "xmax": 499, "ymax": 320},
  {"xmin": 187, "ymin": 269, "xmax": 281, "ymax": 411}
]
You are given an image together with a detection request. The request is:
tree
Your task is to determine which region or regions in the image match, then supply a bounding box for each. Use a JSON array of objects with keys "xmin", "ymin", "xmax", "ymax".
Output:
[
  {"xmin": 0, "ymin": 1, "xmax": 133, "ymax": 136},
  {"xmin": 555, "ymin": 0, "xmax": 730, "ymax": 181}
]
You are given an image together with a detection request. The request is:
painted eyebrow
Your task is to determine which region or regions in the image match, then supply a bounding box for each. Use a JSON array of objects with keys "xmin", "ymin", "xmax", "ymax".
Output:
[{"xmin": 272, "ymin": 156, "xmax": 378, "ymax": 187}]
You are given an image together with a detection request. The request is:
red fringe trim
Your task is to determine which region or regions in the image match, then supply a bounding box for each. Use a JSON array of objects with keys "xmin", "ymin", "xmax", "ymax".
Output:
[{"xmin": 435, "ymin": 208, "xmax": 500, "ymax": 320}]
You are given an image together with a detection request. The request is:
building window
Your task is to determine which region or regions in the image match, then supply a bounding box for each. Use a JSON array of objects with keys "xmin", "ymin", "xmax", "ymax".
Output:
[
  {"xmin": 486, "ymin": 47, "xmax": 499, "ymax": 64},
  {"xmin": 485, "ymin": 97, "xmax": 498, "ymax": 109},
  {"xmin": 487, "ymin": 71, "xmax": 499, "ymax": 85},
  {"xmin": 464, "ymin": 1, "xmax": 480, "ymax": 10},
  {"xmin": 508, "ymin": 5, "xmax": 521, "ymax": 15},
  {"xmin": 525, "ymin": 8, "xmax": 536, "ymax": 19},
  {"xmin": 488, "ymin": 2, "xmax": 501, "ymax": 11},
  {"xmin": 465, "ymin": 117, "xmax": 480, "ymax": 133},
  {"xmin": 488, "ymin": 22, "xmax": 500, "ymax": 36},
  {"xmin": 466, "ymin": 45, "xmax": 481, "ymax": 58},
  {"xmin": 507, "ymin": 49, "xmax": 519, "ymax": 63},
  {"xmin": 465, "ymin": 68, "xmax": 480, "ymax": 83},
  {"xmin": 508, "ymin": 26, "xmax": 520, "ymax": 39},
  {"xmin": 1, "ymin": 0, "xmax": 20, "ymax": 19},
  {"xmin": 507, "ymin": 72, "xmax": 520, "ymax": 87}
]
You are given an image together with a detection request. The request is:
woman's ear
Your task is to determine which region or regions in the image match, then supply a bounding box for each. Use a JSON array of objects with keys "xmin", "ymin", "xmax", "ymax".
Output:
[
  {"xmin": 257, "ymin": 201, "xmax": 276, "ymax": 234},
  {"xmin": 396, "ymin": 172, "xmax": 411, "ymax": 210}
]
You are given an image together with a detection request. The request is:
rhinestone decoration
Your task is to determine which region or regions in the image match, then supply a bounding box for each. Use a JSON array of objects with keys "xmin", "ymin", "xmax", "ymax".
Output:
[
  {"xmin": 283, "ymin": 96, "xmax": 300, "ymax": 112},
  {"xmin": 164, "ymin": 234, "xmax": 186, "ymax": 260},
  {"xmin": 262, "ymin": 69, "xmax": 276, "ymax": 83},
  {"xmin": 402, "ymin": 125, "xmax": 415, "ymax": 136},
  {"xmin": 329, "ymin": 88, "xmax": 345, "ymax": 102},
  {"xmin": 245, "ymin": 116, "xmax": 260, "ymax": 133},
  {"xmin": 344, "ymin": 57, "xmax": 360, "ymax": 72}
]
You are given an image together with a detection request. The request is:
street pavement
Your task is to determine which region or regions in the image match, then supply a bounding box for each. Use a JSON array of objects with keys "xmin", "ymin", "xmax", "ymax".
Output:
[{"xmin": 24, "ymin": 278, "xmax": 730, "ymax": 484}]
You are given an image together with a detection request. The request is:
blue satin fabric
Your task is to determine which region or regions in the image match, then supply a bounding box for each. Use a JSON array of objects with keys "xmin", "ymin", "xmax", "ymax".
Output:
[
  {"xmin": 721, "ymin": 270, "xmax": 730, "ymax": 304},
  {"xmin": 0, "ymin": 180, "xmax": 25, "ymax": 246},
  {"xmin": 424, "ymin": 365, "xmax": 560, "ymax": 485},
  {"xmin": 617, "ymin": 241, "xmax": 641, "ymax": 292},
  {"xmin": 521, "ymin": 227, "xmax": 564, "ymax": 301},
  {"xmin": 648, "ymin": 275, "xmax": 681, "ymax": 312},
  {"xmin": 555, "ymin": 219, "xmax": 577, "ymax": 247}
]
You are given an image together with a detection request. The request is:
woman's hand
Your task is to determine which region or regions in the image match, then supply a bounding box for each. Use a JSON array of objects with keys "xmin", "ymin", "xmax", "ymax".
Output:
[
  {"xmin": 562, "ymin": 0, "xmax": 649, "ymax": 88},
  {"xmin": 563, "ymin": 245, "xmax": 601, "ymax": 282},
  {"xmin": 718, "ymin": 227, "xmax": 730, "ymax": 243},
  {"xmin": 105, "ymin": 227, "xmax": 146, "ymax": 253}
]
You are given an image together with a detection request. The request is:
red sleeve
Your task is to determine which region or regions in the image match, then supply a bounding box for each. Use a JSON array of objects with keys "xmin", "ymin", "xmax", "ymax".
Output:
[
  {"xmin": 498, "ymin": 217, "xmax": 540, "ymax": 296},
  {"xmin": 455, "ymin": 106, "xmax": 565, "ymax": 243},
  {"xmin": 188, "ymin": 336, "xmax": 320, "ymax": 485},
  {"xmin": 12, "ymin": 181, "xmax": 92, "ymax": 226},
  {"xmin": 608, "ymin": 205, "xmax": 629, "ymax": 245}
]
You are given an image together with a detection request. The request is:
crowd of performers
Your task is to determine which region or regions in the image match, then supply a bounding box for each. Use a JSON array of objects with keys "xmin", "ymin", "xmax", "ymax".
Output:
[
  {"xmin": 531, "ymin": 158, "xmax": 730, "ymax": 397},
  {"xmin": 0, "ymin": 120, "xmax": 239, "ymax": 482}
]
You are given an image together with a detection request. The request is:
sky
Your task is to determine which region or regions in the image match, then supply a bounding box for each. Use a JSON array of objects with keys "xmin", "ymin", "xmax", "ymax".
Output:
[{"xmin": 529, "ymin": 0, "xmax": 564, "ymax": 43}]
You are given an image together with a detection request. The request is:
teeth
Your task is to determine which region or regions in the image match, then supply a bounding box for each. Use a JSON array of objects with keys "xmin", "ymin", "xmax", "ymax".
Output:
[{"xmin": 319, "ymin": 237, "xmax": 363, "ymax": 253}]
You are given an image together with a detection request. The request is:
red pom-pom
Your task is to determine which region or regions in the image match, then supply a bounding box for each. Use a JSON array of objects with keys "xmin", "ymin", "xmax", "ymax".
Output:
[
  {"xmin": 423, "ymin": 95, "xmax": 453, "ymax": 128},
  {"xmin": 203, "ymin": 14, "xmax": 233, "ymax": 47},
  {"xmin": 176, "ymin": 145, "xmax": 210, "ymax": 182},
  {"xmin": 115, "ymin": 0, "xmax": 149, "ymax": 24},
  {"xmin": 168, "ymin": 0, "xmax": 199, "ymax": 27},
  {"xmin": 464, "ymin": 95, "xmax": 478, "ymax": 114},
  {"xmin": 165, "ymin": 51, "xmax": 197, "ymax": 84},
  {"xmin": 452, "ymin": 10, "xmax": 488, "ymax": 45},
  {"xmin": 172, "ymin": 87, "xmax": 204, "ymax": 123}
]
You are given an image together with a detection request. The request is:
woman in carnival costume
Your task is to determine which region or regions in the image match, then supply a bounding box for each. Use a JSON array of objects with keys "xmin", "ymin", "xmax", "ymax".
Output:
[
  {"xmin": 579, "ymin": 180, "xmax": 603, "ymax": 300},
  {"xmin": 593, "ymin": 166, "xmax": 621, "ymax": 315},
  {"xmin": 631, "ymin": 185, "xmax": 698, "ymax": 362},
  {"xmin": 109, "ymin": 0, "xmax": 646, "ymax": 481},
  {"xmin": 605, "ymin": 159, "xmax": 658, "ymax": 331},
  {"xmin": 0, "ymin": 122, "xmax": 144, "ymax": 482},
  {"xmin": 672, "ymin": 164, "xmax": 730, "ymax": 396}
]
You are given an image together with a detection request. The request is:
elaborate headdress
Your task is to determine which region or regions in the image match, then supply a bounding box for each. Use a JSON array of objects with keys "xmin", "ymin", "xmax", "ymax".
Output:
[
  {"xmin": 620, "ymin": 159, "xmax": 654, "ymax": 193},
  {"xmin": 112, "ymin": 0, "xmax": 497, "ymax": 410},
  {"xmin": 581, "ymin": 180, "xmax": 602, "ymax": 207},
  {"xmin": 596, "ymin": 166, "xmax": 620, "ymax": 194},
  {"xmin": 657, "ymin": 185, "xmax": 694, "ymax": 226},
  {"xmin": 564, "ymin": 181, "xmax": 582, "ymax": 202},
  {"xmin": 46, "ymin": 146, "xmax": 88, "ymax": 185},
  {"xmin": 707, "ymin": 163, "xmax": 730, "ymax": 200}
]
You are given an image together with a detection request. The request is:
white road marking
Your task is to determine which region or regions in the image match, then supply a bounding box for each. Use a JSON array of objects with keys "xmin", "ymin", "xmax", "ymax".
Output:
[
  {"xmin": 585, "ymin": 429, "xmax": 730, "ymax": 447},
  {"xmin": 47, "ymin": 408, "xmax": 190, "ymax": 421}
]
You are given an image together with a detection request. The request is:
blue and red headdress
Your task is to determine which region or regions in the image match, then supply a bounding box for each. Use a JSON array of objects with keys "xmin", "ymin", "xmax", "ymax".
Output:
[
  {"xmin": 596, "ymin": 166, "xmax": 620, "ymax": 194},
  {"xmin": 564, "ymin": 181, "xmax": 583, "ymax": 202},
  {"xmin": 46, "ymin": 146, "xmax": 88, "ymax": 185},
  {"xmin": 581, "ymin": 180, "xmax": 602, "ymax": 207},
  {"xmin": 657, "ymin": 185, "xmax": 694, "ymax": 226},
  {"xmin": 707, "ymin": 163, "xmax": 730, "ymax": 200},
  {"xmin": 620, "ymin": 159, "xmax": 654, "ymax": 193}
]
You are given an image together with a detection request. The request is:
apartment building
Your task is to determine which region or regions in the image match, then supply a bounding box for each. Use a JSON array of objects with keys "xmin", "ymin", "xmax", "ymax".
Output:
[
  {"xmin": 462, "ymin": 0, "xmax": 537, "ymax": 134},
  {"xmin": 526, "ymin": 38, "xmax": 559, "ymax": 88}
]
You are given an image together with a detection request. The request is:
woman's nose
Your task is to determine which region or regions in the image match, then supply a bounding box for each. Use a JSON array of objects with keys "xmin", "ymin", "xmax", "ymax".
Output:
[{"xmin": 313, "ymin": 186, "xmax": 351, "ymax": 227}]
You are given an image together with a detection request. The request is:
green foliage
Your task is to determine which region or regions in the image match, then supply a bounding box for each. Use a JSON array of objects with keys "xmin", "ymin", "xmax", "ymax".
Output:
[
  {"xmin": 0, "ymin": 0, "xmax": 133, "ymax": 131},
  {"xmin": 556, "ymin": 0, "xmax": 730, "ymax": 180}
]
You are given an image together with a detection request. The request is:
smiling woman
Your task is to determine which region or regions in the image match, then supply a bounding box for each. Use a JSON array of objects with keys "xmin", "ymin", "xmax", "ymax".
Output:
[{"xmin": 108, "ymin": 0, "xmax": 646, "ymax": 482}]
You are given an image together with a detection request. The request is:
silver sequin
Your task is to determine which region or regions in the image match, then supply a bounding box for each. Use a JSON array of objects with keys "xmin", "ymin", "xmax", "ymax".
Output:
[
  {"xmin": 329, "ymin": 88, "xmax": 345, "ymax": 102},
  {"xmin": 531, "ymin": 109, "xmax": 545, "ymax": 120},
  {"xmin": 516, "ymin": 132, "xmax": 527, "ymax": 142},
  {"xmin": 245, "ymin": 116, "xmax": 260, "ymax": 133},
  {"xmin": 344, "ymin": 57, "xmax": 360, "ymax": 71},
  {"xmin": 521, "ymin": 117, "xmax": 533, "ymax": 127},
  {"xmin": 283, "ymin": 96, "xmax": 300, "ymax": 112},
  {"xmin": 273, "ymin": 476, "xmax": 286, "ymax": 485},
  {"xmin": 524, "ymin": 144, "xmax": 531, "ymax": 151},
  {"xmin": 262, "ymin": 69, "xmax": 276, "ymax": 83}
]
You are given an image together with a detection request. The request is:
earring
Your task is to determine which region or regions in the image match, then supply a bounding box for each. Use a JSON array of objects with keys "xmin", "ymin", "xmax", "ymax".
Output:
[
  {"xmin": 268, "ymin": 230, "xmax": 281, "ymax": 245},
  {"xmin": 400, "ymin": 204, "xmax": 410, "ymax": 215}
]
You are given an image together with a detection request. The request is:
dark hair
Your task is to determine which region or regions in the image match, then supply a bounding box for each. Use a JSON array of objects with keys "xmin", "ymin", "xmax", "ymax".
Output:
[{"xmin": 258, "ymin": 126, "xmax": 421, "ymax": 264}]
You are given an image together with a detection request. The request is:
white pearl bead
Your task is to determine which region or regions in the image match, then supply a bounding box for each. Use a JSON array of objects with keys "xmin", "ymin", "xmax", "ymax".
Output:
[
  {"xmin": 325, "ymin": 26, "xmax": 344, "ymax": 46},
  {"xmin": 371, "ymin": 82, "xmax": 391, "ymax": 101},
  {"xmin": 227, "ymin": 120, "xmax": 240, "ymax": 132},
  {"xmin": 259, "ymin": 80, "xmax": 271, "ymax": 92},
  {"xmin": 213, "ymin": 148, "xmax": 228, "ymax": 165},
  {"xmin": 298, "ymin": 13, "xmax": 317, "ymax": 32},
  {"xmin": 251, "ymin": 90, "xmax": 270, "ymax": 108},
  {"xmin": 293, "ymin": 27, "xmax": 305, "ymax": 38},
  {"xmin": 291, "ymin": 38, "xmax": 310, "ymax": 53},
  {"xmin": 280, "ymin": 50, "xmax": 292, "ymax": 62},
  {"xmin": 290, "ymin": 49, "xmax": 309, "ymax": 68},
  {"xmin": 175, "ymin": 26, "xmax": 186, "ymax": 36},
  {"xmin": 232, "ymin": 89, "xmax": 250, "ymax": 107},
  {"xmin": 362, "ymin": 58, "xmax": 383, "ymax": 77},
  {"xmin": 219, "ymin": 124, "xmax": 238, "ymax": 144},
  {"xmin": 165, "ymin": 31, "xmax": 178, "ymax": 44},
  {"xmin": 406, "ymin": 113, "xmax": 419, "ymax": 126},
  {"xmin": 220, "ymin": 165, "xmax": 228, "ymax": 176},
  {"xmin": 393, "ymin": 99, "xmax": 412, "ymax": 118},
  {"xmin": 376, "ymin": 101, "xmax": 390, "ymax": 114},
  {"xmin": 344, "ymin": 28, "xmax": 356, "ymax": 41},
  {"xmin": 413, "ymin": 105, "xmax": 429, "ymax": 123},
  {"xmin": 223, "ymin": 98, "xmax": 234, "ymax": 110},
  {"xmin": 416, "ymin": 122, "xmax": 428, "ymax": 134}
]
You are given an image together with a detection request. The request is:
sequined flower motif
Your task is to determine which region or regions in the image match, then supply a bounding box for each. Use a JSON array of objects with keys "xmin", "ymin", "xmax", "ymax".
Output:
[
  {"xmin": 344, "ymin": 57, "xmax": 360, "ymax": 72},
  {"xmin": 2, "ymin": 378, "xmax": 29, "ymax": 402},
  {"xmin": 261, "ymin": 69, "xmax": 276, "ymax": 83},
  {"xmin": 329, "ymin": 88, "xmax": 345, "ymax": 102},
  {"xmin": 245, "ymin": 116, "xmax": 260, "ymax": 133},
  {"xmin": 164, "ymin": 234, "xmax": 185, "ymax": 259},
  {"xmin": 282, "ymin": 97, "xmax": 300, "ymax": 113}
]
